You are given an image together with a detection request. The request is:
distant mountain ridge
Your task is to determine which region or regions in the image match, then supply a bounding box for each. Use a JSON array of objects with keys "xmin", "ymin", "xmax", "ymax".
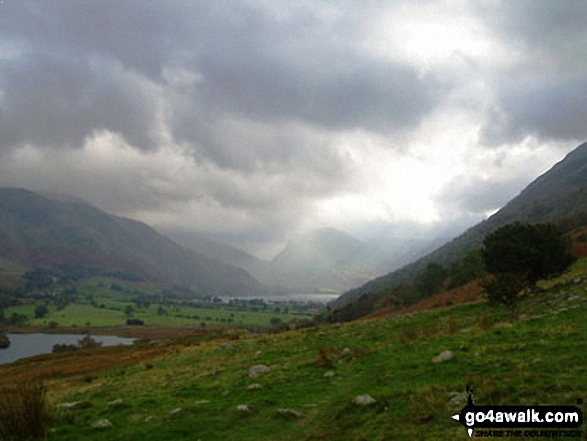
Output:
[
  {"xmin": 247, "ymin": 227, "xmax": 437, "ymax": 294},
  {"xmin": 0, "ymin": 188, "xmax": 267, "ymax": 297},
  {"xmin": 332, "ymin": 141, "xmax": 587, "ymax": 309},
  {"xmin": 163, "ymin": 230, "xmax": 268, "ymax": 276}
]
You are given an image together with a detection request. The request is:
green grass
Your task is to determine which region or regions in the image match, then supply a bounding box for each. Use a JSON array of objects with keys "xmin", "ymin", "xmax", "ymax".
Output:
[
  {"xmin": 6, "ymin": 290, "xmax": 314, "ymax": 329},
  {"xmin": 4, "ymin": 262, "xmax": 587, "ymax": 440}
]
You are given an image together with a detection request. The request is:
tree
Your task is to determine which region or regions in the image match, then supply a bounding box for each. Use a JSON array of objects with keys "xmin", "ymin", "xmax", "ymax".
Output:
[
  {"xmin": 35, "ymin": 304, "xmax": 49, "ymax": 319},
  {"xmin": 124, "ymin": 305, "xmax": 134, "ymax": 317},
  {"xmin": 414, "ymin": 263, "xmax": 448, "ymax": 298},
  {"xmin": 482, "ymin": 273, "xmax": 527, "ymax": 311},
  {"xmin": 448, "ymin": 248, "xmax": 486, "ymax": 289},
  {"xmin": 481, "ymin": 222, "xmax": 575, "ymax": 309},
  {"xmin": 482, "ymin": 222, "xmax": 574, "ymax": 287}
]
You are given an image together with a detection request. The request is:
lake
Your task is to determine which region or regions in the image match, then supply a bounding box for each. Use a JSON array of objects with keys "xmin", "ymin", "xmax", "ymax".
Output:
[
  {"xmin": 0, "ymin": 333, "xmax": 136, "ymax": 365},
  {"xmin": 220, "ymin": 293, "xmax": 340, "ymax": 304}
]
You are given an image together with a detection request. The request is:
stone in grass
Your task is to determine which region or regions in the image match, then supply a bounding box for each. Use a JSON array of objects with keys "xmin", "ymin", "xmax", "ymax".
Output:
[
  {"xmin": 354, "ymin": 395, "xmax": 376, "ymax": 406},
  {"xmin": 91, "ymin": 419, "xmax": 113, "ymax": 429},
  {"xmin": 247, "ymin": 383, "xmax": 263, "ymax": 390},
  {"xmin": 249, "ymin": 364, "xmax": 270, "ymax": 378},
  {"xmin": 323, "ymin": 371, "xmax": 336, "ymax": 378},
  {"xmin": 446, "ymin": 391, "xmax": 468, "ymax": 407},
  {"xmin": 237, "ymin": 404, "xmax": 251, "ymax": 412},
  {"xmin": 107, "ymin": 399, "xmax": 124, "ymax": 406},
  {"xmin": 277, "ymin": 408, "xmax": 303, "ymax": 418},
  {"xmin": 432, "ymin": 350, "xmax": 454, "ymax": 363},
  {"xmin": 57, "ymin": 401, "xmax": 93, "ymax": 410},
  {"xmin": 168, "ymin": 407, "xmax": 182, "ymax": 416}
]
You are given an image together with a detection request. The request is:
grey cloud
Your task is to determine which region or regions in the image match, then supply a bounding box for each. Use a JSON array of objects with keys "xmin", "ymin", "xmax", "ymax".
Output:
[
  {"xmin": 1, "ymin": 1, "xmax": 445, "ymax": 162},
  {"xmin": 0, "ymin": 55, "xmax": 158, "ymax": 151},
  {"xmin": 436, "ymin": 175, "xmax": 528, "ymax": 217},
  {"xmin": 482, "ymin": 77, "xmax": 587, "ymax": 146},
  {"xmin": 1, "ymin": 1, "xmax": 180, "ymax": 81},
  {"xmin": 472, "ymin": 1, "xmax": 587, "ymax": 145}
]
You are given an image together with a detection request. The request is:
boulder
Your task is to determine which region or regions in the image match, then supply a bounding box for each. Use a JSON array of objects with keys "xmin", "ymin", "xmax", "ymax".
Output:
[
  {"xmin": 432, "ymin": 350, "xmax": 454, "ymax": 363},
  {"xmin": 249, "ymin": 364, "xmax": 270, "ymax": 378},
  {"xmin": 91, "ymin": 419, "xmax": 113, "ymax": 428},
  {"xmin": 354, "ymin": 395, "xmax": 376, "ymax": 405},
  {"xmin": 277, "ymin": 408, "xmax": 303, "ymax": 418},
  {"xmin": 57, "ymin": 401, "xmax": 93, "ymax": 410},
  {"xmin": 236, "ymin": 404, "xmax": 251, "ymax": 412}
]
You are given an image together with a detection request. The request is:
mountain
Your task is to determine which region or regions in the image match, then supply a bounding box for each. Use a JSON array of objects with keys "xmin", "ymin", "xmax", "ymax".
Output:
[
  {"xmin": 162, "ymin": 230, "xmax": 268, "ymax": 276},
  {"xmin": 332, "ymin": 141, "xmax": 587, "ymax": 309},
  {"xmin": 0, "ymin": 188, "xmax": 267, "ymax": 297},
  {"xmin": 249, "ymin": 227, "xmax": 437, "ymax": 294}
]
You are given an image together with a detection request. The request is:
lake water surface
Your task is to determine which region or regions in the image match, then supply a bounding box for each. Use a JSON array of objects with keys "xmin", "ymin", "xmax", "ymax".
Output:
[{"xmin": 0, "ymin": 333, "xmax": 135, "ymax": 365}]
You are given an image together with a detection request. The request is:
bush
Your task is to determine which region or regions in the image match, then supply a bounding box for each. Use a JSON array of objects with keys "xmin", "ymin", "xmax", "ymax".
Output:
[
  {"xmin": 34, "ymin": 304, "xmax": 49, "ymax": 319},
  {"xmin": 481, "ymin": 273, "xmax": 526, "ymax": 311},
  {"xmin": 482, "ymin": 222, "xmax": 574, "ymax": 286},
  {"xmin": 0, "ymin": 382, "xmax": 50, "ymax": 440},
  {"xmin": 126, "ymin": 318, "xmax": 144, "ymax": 326},
  {"xmin": 77, "ymin": 335, "xmax": 102, "ymax": 349},
  {"xmin": 52, "ymin": 343, "xmax": 79, "ymax": 353}
]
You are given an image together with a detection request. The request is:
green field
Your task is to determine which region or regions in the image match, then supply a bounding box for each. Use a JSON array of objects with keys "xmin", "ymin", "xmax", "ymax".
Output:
[
  {"xmin": 3, "ymin": 259, "xmax": 585, "ymax": 440},
  {"xmin": 3, "ymin": 277, "xmax": 315, "ymax": 329}
]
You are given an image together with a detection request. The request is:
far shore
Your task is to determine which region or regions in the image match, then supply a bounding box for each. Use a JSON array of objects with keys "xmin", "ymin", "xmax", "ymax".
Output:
[{"xmin": 2, "ymin": 324, "xmax": 217, "ymax": 340}]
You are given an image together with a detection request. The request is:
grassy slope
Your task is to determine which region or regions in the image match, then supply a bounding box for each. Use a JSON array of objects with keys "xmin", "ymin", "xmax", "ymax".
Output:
[{"xmin": 2, "ymin": 261, "xmax": 587, "ymax": 440}]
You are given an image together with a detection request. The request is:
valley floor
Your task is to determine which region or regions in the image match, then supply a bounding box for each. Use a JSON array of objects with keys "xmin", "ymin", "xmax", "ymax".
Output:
[{"xmin": 2, "ymin": 260, "xmax": 587, "ymax": 440}]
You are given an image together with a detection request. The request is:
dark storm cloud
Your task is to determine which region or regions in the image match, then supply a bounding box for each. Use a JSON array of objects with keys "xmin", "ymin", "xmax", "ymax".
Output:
[
  {"xmin": 1, "ymin": 1, "xmax": 179, "ymax": 80},
  {"xmin": 0, "ymin": 55, "xmax": 158, "ymax": 150},
  {"xmin": 472, "ymin": 0, "xmax": 587, "ymax": 145},
  {"xmin": 0, "ymin": 1, "xmax": 176, "ymax": 151},
  {"xmin": 482, "ymin": 77, "xmax": 587, "ymax": 146},
  {"xmin": 0, "ymin": 1, "xmax": 444, "ymax": 161}
]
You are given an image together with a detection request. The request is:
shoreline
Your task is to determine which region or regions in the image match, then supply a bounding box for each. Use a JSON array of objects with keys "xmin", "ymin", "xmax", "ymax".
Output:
[{"xmin": 2, "ymin": 324, "xmax": 216, "ymax": 340}]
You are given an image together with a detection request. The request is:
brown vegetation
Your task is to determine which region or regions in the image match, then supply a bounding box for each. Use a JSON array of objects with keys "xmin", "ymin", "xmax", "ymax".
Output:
[
  {"xmin": 0, "ymin": 341, "xmax": 175, "ymax": 385},
  {"xmin": 0, "ymin": 382, "xmax": 49, "ymax": 440}
]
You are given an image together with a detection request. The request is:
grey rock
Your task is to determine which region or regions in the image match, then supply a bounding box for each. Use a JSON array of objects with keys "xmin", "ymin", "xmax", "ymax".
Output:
[
  {"xmin": 432, "ymin": 350, "xmax": 454, "ymax": 363},
  {"xmin": 91, "ymin": 419, "xmax": 113, "ymax": 428},
  {"xmin": 247, "ymin": 383, "xmax": 263, "ymax": 390},
  {"xmin": 277, "ymin": 408, "xmax": 303, "ymax": 418},
  {"xmin": 236, "ymin": 404, "xmax": 251, "ymax": 412},
  {"xmin": 107, "ymin": 399, "xmax": 124, "ymax": 406},
  {"xmin": 447, "ymin": 391, "xmax": 468, "ymax": 407},
  {"xmin": 57, "ymin": 401, "xmax": 93, "ymax": 410},
  {"xmin": 249, "ymin": 364, "xmax": 270, "ymax": 377},
  {"xmin": 324, "ymin": 371, "xmax": 336, "ymax": 378},
  {"xmin": 168, "ymin": 407, "xmax": 182, "ymax": 416},
  {"xmin": 354, "ymin": 395, "xmax": 376, "ymax": 405}
]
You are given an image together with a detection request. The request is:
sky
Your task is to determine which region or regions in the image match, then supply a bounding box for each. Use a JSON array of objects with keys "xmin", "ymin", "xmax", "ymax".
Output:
[{"xmin": 0, "ymin": 1, "xmax": 586, "ymax": 259}]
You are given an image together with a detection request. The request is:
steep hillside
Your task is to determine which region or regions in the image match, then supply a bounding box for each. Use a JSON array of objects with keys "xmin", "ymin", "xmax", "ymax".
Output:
[
  {"xmin": 332, "ymin": 142, "xmax": 587, "ymax": 309},
  {"xmin": 2, "ymin": 258, "xmax": 586, "ymax": 440},
  {"xmin": 251, "ymin": 228, "xmax": 435, "ymax": 294},
  {"xmin": 162, "ymin": 230, "xmax": 268, "ymax": 276},
  {"xmin": 0, "ymin": 188, "xmax": 266, "ymax": 297}
]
